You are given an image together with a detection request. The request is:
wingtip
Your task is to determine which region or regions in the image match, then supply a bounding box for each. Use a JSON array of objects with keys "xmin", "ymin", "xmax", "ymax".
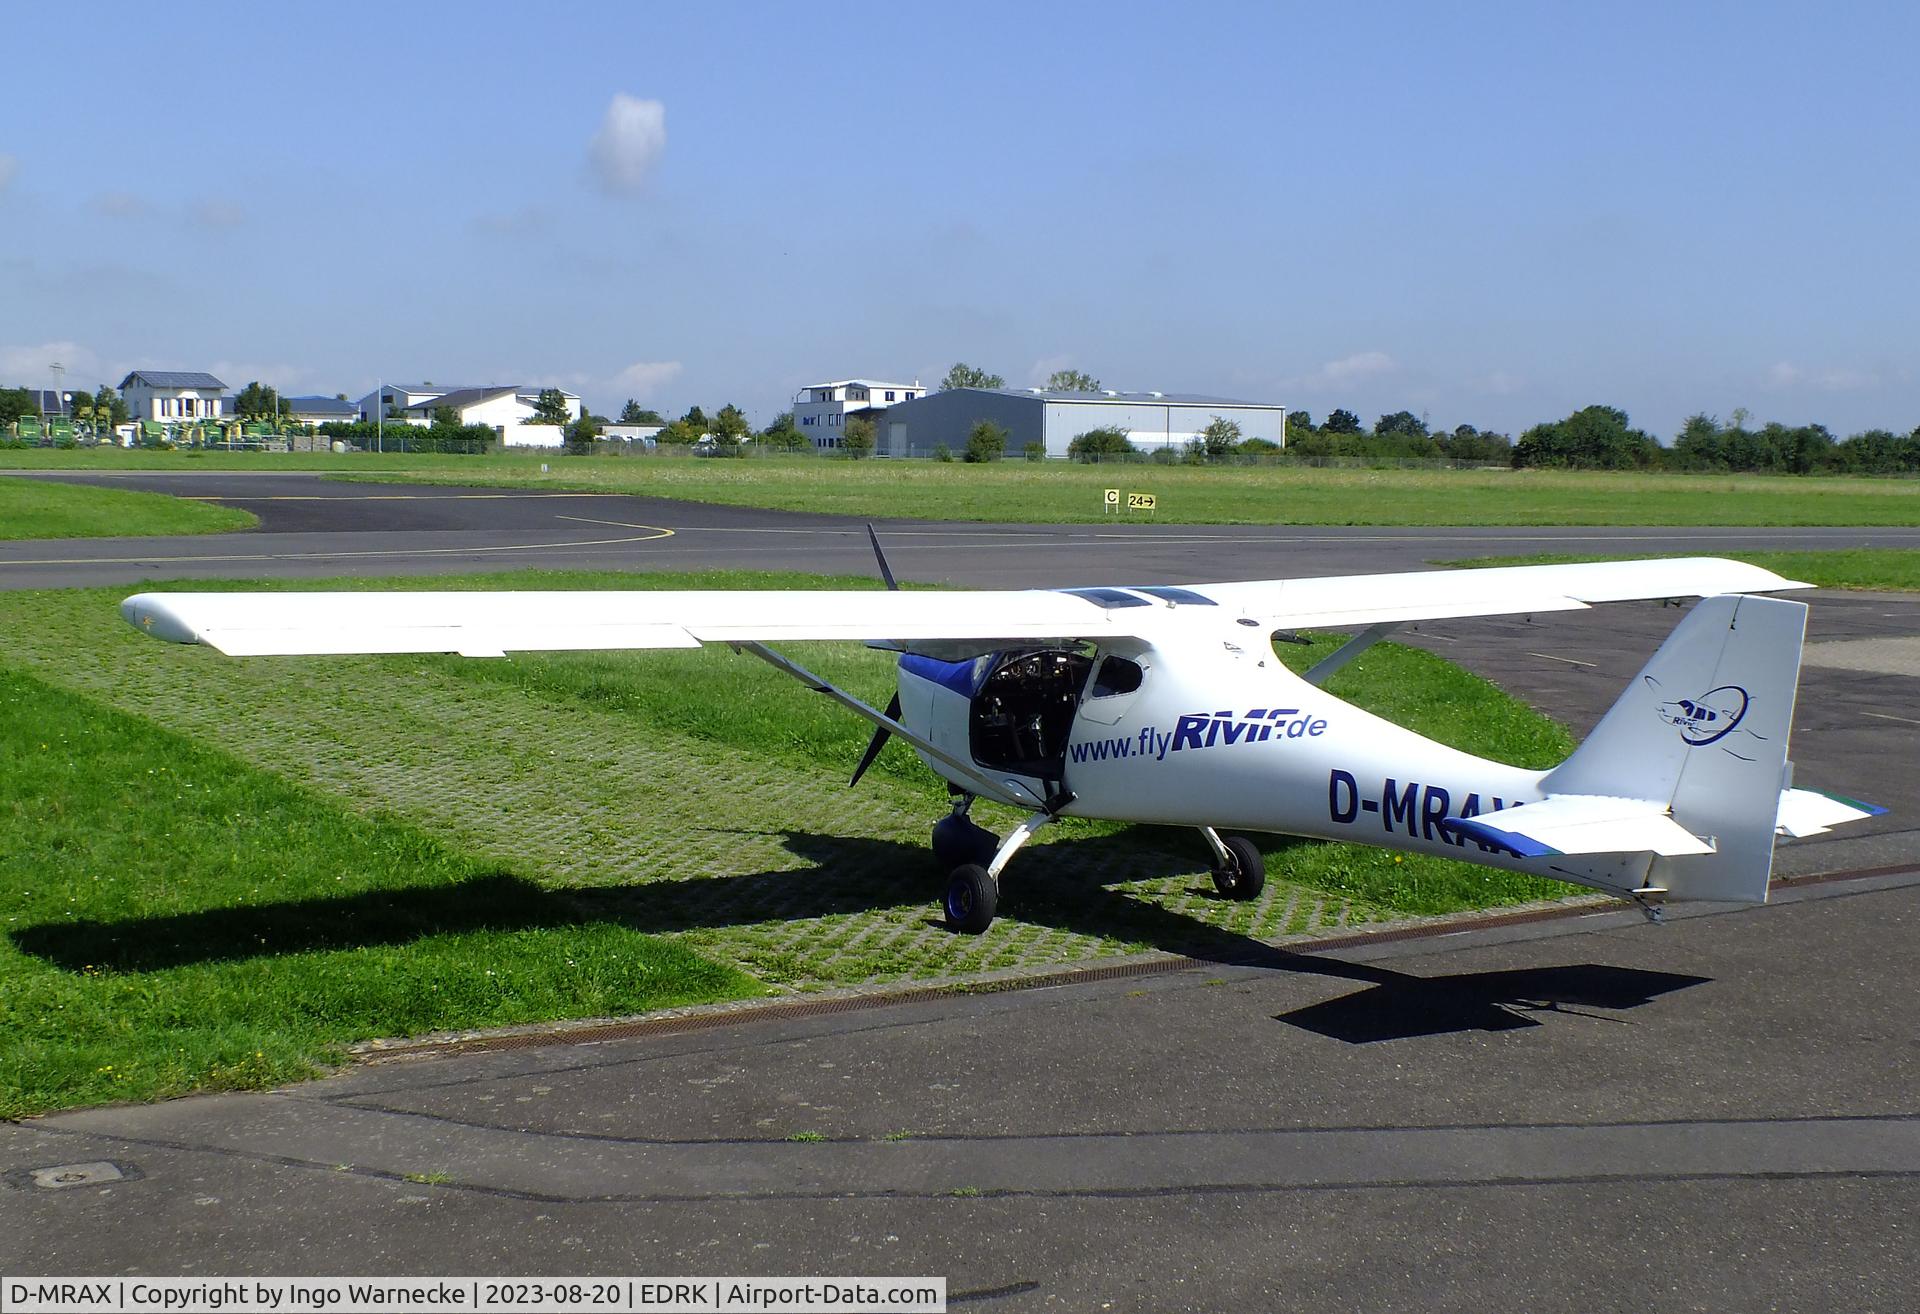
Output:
[{"xmin": 120, "ymin": 593, "xmax": 200, "ymax": 645}]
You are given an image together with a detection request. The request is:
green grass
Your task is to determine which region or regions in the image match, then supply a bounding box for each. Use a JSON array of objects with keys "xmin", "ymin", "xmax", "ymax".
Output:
[
  {"xmin": 0, "ymin": 474, "xmax": 255, "ymax": 539},
  {"xmin": 3, "ymin": 446, "xmax": 1918, "ymax": 525},
  {"xmin": 0, "ymin": 664, "xmax": 756, "ymax": 1117},
  {"xmin": 1441, "ymin": 548, "xmax": 1920, "ymax": 592},
  {"xmin": 329, "ymin": 458, "xmax": 1920, "ymax": 527}
]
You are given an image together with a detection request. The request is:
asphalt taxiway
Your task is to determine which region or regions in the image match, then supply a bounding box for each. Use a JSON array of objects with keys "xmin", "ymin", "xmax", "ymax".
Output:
[{"xmin": 4, "ymin": 469, "xmax": 1917, "ymax": 1306}]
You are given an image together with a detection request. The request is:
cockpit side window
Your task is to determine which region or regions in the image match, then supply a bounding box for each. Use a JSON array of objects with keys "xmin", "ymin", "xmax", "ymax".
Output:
[{"xmin": 1089, "ymin": 654, "xmax": 1143, "ymax": 698}]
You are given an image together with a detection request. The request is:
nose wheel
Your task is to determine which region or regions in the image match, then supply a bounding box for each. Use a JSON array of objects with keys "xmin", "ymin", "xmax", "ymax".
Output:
[
  {"xmin": 938, "ymin": 806, "xmax": 1055, "ymax": 934},
  {"xmin": 943, "ymin": 864, "xmax": 998, "ymax": 934}
]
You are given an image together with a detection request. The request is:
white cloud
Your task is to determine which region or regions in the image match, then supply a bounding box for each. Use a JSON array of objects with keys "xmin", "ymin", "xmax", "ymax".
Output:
[
  {"xmin": 190, "ymin": 199, "xmax": 246, "ymax": 229},
  {"xmin": 0, "ymin": 154, "xmax": 18, "ymax": 193},
  {"xmin": 1478, "ymin": 370, "xmax": 1525, "ymax": 396},
  {"xmin": 473, "ymin": 205, "xmax": 552, "ymax": 237},
  {"xmin": 1764, "ymin": 360, "xmax": 1888, "ymax": 392},
  {"xmin": 91, "ymin": 192, "xmax": 147, "ymax": 218},
  {"xmin": 1028, "ymin": 354, "xmax": 1073, "ymax": 385},
  {"xmin": 1280, "ymin": 350, "xmax": 1398, "ymax": 394},
  {"xmin": 210, "ymin": 361, "xmax": 311, "ymax": 391},
  {"xmin": 611, "ymin": 360, "xmax": 683, "ymax": 398},
  {"xmin": 588, "ymin": 94, "xmax": 667, "ymax": 196},
  {"xmin": 1, "ymin": 340, "xmax": 100, "ymax": 380},
  {"xmin": 1317, "ymin": 350, "xmax": 1396, "ymax": 384}
]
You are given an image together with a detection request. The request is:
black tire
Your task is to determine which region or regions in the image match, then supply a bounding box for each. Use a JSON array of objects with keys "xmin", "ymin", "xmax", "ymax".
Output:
[
  {"xmin": 1211, "ymin": 835, "xmax": 1266, "ymax": 900},
  {"xmin": 932, "ymin": 814, "xmax": 999, "ymax": 871},
  {"xmin": 944, "ymin": 864, "xmax": 998, "ymax": 934}
]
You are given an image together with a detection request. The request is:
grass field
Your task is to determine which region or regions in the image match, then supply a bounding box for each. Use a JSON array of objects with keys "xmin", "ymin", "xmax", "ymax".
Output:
[
  {"xmin": 1, "ymin": 568, "xmax": 1585, "ymax": 1113},
  {"xmin": 0, "ymin": 474, "xmax": 256, "ymax": 539},
  {"xmin": 3, "ymin": 447, "xmax": 1918, "ymax": 526},
  {"xmin": 1444, "ymin": 548, "xmax": 1920, "ymax": 592},
  {"xmin": 0, "ymin": 664, "xmax": 753, "ymax": 1117}
]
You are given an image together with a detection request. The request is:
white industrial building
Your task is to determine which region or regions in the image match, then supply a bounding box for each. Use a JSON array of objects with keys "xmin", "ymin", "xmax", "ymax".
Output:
[
  {"xmin": 873, "ymin": 387, "xmax": 1286, "ymax": 458},
  {"xmin": 397, "ymin": 385, "xmax": 582, "ymax": 448},
  {"xmin": 119, "ymin": 370, "xmax": 229, "ymax": 423},
  {"xmin": 793, "ymin": 378, "xmax": 923, "ymax": 450}
]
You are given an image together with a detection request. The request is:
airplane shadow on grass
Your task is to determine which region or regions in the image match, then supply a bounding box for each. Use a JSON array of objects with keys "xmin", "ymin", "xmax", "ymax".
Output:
[{"xmin": 9, "ymin": 827, "xmax": 1708, "ymax": 1043}]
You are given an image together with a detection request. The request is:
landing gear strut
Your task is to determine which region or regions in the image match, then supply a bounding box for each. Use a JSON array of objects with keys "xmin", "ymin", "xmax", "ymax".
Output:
[
  {"xmin": 939, "ymin": 803, "xmax": 1056, "ymax": 935},
  {"xmin": 1203, "ymin": 828, "xmax": 1266, "ymax": 900}
]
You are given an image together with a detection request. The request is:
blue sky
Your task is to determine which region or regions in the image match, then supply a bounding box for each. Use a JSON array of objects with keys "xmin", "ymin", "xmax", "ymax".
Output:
[{"xmin": 3, "ymin": 1, "xmax": 1916, "ymax": 437}]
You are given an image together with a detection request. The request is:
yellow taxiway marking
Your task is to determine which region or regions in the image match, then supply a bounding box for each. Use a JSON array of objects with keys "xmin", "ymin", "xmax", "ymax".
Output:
[{"xmin": 0, "ymin": 526, "xmax": 674, "ymax": 566}]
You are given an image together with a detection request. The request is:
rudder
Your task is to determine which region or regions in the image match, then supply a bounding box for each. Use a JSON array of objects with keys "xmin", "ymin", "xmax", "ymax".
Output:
[{"xmin": 1546, "ymin": 594, "xmax": 1807, "ymax": 903}]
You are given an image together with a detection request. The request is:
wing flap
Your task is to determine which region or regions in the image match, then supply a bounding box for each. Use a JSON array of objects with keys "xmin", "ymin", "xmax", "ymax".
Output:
[
  {"xmin": 1442, "ymin": 794, "xmax": 1717, "ymax": 858},
  {"xmin": 1196, "ymin": 557, "xmax": 1809, "ymax": 631}
]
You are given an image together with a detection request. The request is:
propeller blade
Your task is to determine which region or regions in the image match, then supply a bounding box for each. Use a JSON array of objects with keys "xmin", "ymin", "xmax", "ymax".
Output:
[
  {"xmin": 866, "ymin": 523, "xmax": 899, "ymax": 591},
  {"xmin": 850, "ymin": 690, "xmax": 903, "ymax": 787}
]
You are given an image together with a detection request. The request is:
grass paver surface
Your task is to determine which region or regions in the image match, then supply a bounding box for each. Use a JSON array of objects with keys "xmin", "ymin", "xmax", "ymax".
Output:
[{"xmin": 2, "ymin": 569, "xmax": 1588, "ymax": 1109}]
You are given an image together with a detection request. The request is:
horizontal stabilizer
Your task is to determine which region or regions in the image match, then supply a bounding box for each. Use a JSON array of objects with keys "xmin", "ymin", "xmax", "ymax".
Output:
[
  {"xmin": 1441, "ymin": 794, "xmax": 1716, "ymax": 858},
  {"xmin": 1775, "ymin": 787, "xmax": 1886, "ymax": 838}
]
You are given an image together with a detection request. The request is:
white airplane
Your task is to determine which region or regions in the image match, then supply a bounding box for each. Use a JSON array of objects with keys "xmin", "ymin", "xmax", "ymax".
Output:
[{"xmin": 121, "ymin": 553, "xmax": 1883, "ymax": 934}]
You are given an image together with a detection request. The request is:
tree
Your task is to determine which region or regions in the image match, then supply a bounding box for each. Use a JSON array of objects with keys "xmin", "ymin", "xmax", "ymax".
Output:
[
  {"xmin": 564, "ymin": 411, "xmax": 602, "ymax": 453},
  {"xmin": 620, "ymin": 399, "xmax": 665, "ymax": 424},
  {"xmin": 430, "ymin": 405, "xmax": 459, "ymax": 428},
  {"xmin": 1375, "ymin": 410, "xmax": 1428, "ymax": 437},
  {"xmin": 758, "ymin": 411, "xmax": 806, "ymax": 451},
  {"xmin": 1067, "ymin": 425, "xmax": 1135, "ymax": 460},
  {"xmin": 0, "ymin": 387, "xmax": 35, "ymax": 425},
  {"xmin": 1513, "ymin": 404, "xmax": 1656, "ymax": 470},
  {"xmin": 657, "ymin": 418, "xmax": 702, "ymax": 445},
  {"xmin": 941, "ymin": 363, "xmax": 1005, "ymax": 391},
  {"xmin": 964, "ymin": 419, "xmax": 1008, "ymax": 462},
  {"xmin": 530, "ymin": 389, "xmax": 571, "ymax": 425},
  {"xmin": 234, "ymin": 381, "xmax": 288, "ymax": 419},
  {"xmin": 842, "ymin": 415, "xmax": 875, "ymax": 459},
  {"xmin": 1285, "ymin": 409, "xmax": 1316, "ymax": 437},
  {"xmin": 713, "ymin": 403, "xmax": 751, "ymax": 442},
  {"xmin": 96, "ymin": 385, "xmax": 128, "ymax": 426},
  {"xmin": 1193, "ymin": 415, "xmax": 1243, "ymax": 461},
  {"xmin": 1324, "ymin": 408, "xmax": 1362, "ymax": 434},
  {"xmin": 1046, "ymin": 368, "xmax": 1100, "ymax": 392},
  {"xmin": 680, "ymin": 404, "xmax": 709, "ymax": 431}
]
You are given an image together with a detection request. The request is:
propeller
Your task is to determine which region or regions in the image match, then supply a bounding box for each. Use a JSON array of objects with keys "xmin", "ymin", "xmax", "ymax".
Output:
[{"xmin": 851, "ymin": 524, "xmax": 900, "ymax": 787}]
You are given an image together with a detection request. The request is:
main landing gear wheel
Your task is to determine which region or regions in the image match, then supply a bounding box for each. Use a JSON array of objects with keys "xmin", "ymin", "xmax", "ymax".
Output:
[
  {"xmin": 1211, "ymin": 835, "xmax": 1266, "ymax": 900},
  {"xmin": 932, "ymin": 813, "xmax": 1000, "ymax": 871},
  {"xmin": 944, "ymin": 864, "xmax": 998, "ymax": 934}
]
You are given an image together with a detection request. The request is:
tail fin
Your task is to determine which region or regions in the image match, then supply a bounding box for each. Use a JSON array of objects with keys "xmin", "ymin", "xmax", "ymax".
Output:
[{"xmin": 1546, "ymin": 594, "xmax": 1807, "ymax": 903}]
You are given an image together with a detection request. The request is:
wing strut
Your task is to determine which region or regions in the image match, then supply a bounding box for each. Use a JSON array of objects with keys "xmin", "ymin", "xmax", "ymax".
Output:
[
  {"xmin": 736, "ymin": 641, "xmax": 1038, "ymax": 809},
  {"xmin": 849, "ymin": 524, "xmax": 902, "ymax": 786},
  {"xmin": 1304, "ymin": 622, "xmax": 1399, "ymax": 686}
]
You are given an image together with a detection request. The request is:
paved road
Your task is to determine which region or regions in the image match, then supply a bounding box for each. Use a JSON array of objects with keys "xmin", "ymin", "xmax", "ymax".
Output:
[
  {"xmin": 7, "ymin": 871, "xmax": 1916, "ymax": 1309},
  {"xmin": 7, "ymin": 469, "xmax": 1920, "ymax": 589},
  {"xmin": 5, "ymin": 470, "xmax": 1917, "ymax": 1305}
]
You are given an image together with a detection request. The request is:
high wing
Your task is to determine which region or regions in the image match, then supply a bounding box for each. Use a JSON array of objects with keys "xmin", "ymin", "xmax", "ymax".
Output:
[
  {"xmin": 120, "ymin": 556, "xmax": 1809, "ymax": 658},
  {"xmin": 1196, "ymin": 556, "xmax": 1808, "ymax": 631}
]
